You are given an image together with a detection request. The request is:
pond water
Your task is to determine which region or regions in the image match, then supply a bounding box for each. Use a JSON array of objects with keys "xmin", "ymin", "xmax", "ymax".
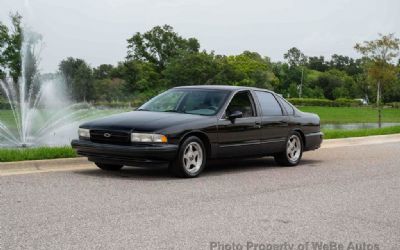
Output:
[{"xmin": 321, "ymin": 123, "xmax": 400, "ymax": 130}]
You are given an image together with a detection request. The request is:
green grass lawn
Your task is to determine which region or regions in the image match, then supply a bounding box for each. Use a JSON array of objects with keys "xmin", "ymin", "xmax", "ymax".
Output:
[
  {"xmin": 0, "ymin": 146, "xmax": 77, "ymax": 162},
  {"xmin": 299, "ymin": 106, "xmax": 400, "ymax": 124},
  {"xmin": 2, "ymin": 106, "xmax": 400, "ymax": 124},
  {"xmin": 322, "ymin": 125, "xmax": 400, "ymax": 139}
]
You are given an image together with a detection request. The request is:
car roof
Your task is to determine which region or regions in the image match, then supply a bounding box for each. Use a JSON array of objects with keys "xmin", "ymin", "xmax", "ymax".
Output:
[{"xmin": 173, "ymin": 85, "xmax": 276, "ymax": 93}]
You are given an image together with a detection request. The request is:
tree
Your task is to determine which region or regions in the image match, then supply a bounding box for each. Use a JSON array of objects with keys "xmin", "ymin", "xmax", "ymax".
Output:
[
  {"xmin": 329, "ymin": 54, "xmax": 363, "ymax": 76},
  {"xmin": 59, "ymin": 57, "xmax": 94, "ymax": 102},
  {"xmin": 284, "ymin": 47, "xmax": 308, "ymax": 97},
  {"xmin": 126, "ymin": 25, "xmax": 200, "ymax": 70},
  {"xmin": 162, "ymin": 51, "xmax": 218, "ymax": 86},
  {"xmin": 355, "ymin": 33, "xmax": 400, "ymax": 127},
  {"xmin": 93, "ymin": 78, "xmax": 126, "ymax": 102},
  {"xmin": 0, "ymin": 12, "xmax": 22, "ymax": 82},
  {"xmin": 284, "ymin": 47, "xmax": 307, "ymax": 68},
  {"xmin": 0, "ymin": 13, "xmax": 43, "ymax": 101},
  {"xmin": 113, "ymin": 60, "xmax": 161, "ymax": 95},
  {"xmin": 307, "ymin": 56, "xmax": 328, "ymax": 72},
  {"xmin": 310, "ymin": 70, "xmax": 342, "ymax": 100},
  {"xmin": 214, "ymin": 51, "xmax": 278, "ymax": 89},
  {"xmin": 93, "ymin": 64, "xmax": 114, "ymax": 79}
]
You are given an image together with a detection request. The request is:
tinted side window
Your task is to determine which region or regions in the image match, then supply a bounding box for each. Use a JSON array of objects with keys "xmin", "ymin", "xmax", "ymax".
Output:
[
  {"xmin": 226, "ymin": 91, "xmax": 255, "ymax": 118},
  {"xmin": 255, "ymin": 91, "xmax": 282, "ymax": 116},
  {"xmin": 279, "ymin": 97, "xmax": 295, "ymax": 115}
]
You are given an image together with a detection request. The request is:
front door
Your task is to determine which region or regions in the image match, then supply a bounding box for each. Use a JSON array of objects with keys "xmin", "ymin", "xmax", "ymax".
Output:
[{"xmin": 217, "ymin": 91, "xmax": 262, "ymax": 158}]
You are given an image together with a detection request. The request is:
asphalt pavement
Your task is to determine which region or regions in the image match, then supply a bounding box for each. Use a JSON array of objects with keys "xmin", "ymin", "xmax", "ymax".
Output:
[{"xmin": 1, "ymin": 140, "xmax": 400, "ymax": 249}]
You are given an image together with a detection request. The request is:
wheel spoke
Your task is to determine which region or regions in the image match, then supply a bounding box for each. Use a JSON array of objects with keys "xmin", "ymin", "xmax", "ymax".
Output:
[
  {"xmin": 182, "ymin": 142, "xmax": 203, "ymax": 174},
  {"xmin": 286, "ymin": 135, "xmax": 301, "ymax": 163}
]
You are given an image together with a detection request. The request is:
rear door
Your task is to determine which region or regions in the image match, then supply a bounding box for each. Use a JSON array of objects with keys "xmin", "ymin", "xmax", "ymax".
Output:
[
  {"xmin": 217, "ymin": 90, "xmax": 262, "ymax": 157},
  {"xmin": 253, "ymin": 91, "xmax": 289, "ymax": 154}
]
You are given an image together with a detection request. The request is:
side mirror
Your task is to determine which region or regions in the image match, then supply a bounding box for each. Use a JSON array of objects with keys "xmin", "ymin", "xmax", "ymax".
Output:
[{"xmin": 228, "ymin": 110, "xmax": 243, "ymax": 122}]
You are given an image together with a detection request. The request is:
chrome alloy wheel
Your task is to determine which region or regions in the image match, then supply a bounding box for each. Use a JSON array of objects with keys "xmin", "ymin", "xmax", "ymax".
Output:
[
  {"xmin": 182, "ymin": 142, "xmax": 203, "ymax": 174},
  {"xmin": 287, "ymin": 135, "xmax": 301, "ymax": 163}
]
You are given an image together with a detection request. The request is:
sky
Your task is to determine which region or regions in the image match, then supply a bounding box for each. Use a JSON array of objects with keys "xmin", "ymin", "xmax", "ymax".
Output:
[{"xmin": 1, "ymin": 0, "xmax": 399, "ymax": 73}]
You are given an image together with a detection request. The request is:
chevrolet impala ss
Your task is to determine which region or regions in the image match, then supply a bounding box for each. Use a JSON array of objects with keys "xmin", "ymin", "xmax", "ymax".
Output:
[{"xmin": 71, "ymin": 85, "xmax": 323, "ymax": 177}]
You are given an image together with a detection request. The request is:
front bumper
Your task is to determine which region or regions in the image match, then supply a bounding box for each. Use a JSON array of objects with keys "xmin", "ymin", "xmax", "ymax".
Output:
[{"xmin": 71, "ymin": 139, "xmax": 178, "ymax": 166}]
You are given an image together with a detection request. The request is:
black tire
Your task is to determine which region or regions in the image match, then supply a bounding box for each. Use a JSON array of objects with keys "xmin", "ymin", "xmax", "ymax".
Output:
[
  {"xmin": 95, "ymin": 163, "xmax": 123, "ymax": 171},
  {"xmin": 274, "ymin": 131, "xmax": 303, "ymax": 166},
  {"xmin": 169, "ymin": 136, "xmax": 207, "ymax": 178}
]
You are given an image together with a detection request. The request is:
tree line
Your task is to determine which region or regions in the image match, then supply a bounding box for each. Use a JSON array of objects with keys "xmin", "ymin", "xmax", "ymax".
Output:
[{"xmin": 1, "ymin": 14, "xmax": 400, "ymax": 106}]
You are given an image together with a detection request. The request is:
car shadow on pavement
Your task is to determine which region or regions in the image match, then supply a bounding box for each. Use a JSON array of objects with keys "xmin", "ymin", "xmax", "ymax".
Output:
[
  {"xmin": 203, "ymin": 157, "xmax": 322, "ymax": 176},
  {"xmin": 74, "ymin": 166, "xmax": 171, "ymax": 181},
  {"xmin": 204, "ymin": 157, "xmax": 279, "ymax": 175},
  {"xmin": 74, "ymin": 157, "xmax": 322, "ymax": 180}
]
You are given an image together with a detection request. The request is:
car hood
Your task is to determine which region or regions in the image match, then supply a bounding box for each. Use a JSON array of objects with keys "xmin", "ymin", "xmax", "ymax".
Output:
[{"xmin": 80, "ymin": 111, "xmax": 205, "ymax": 132}]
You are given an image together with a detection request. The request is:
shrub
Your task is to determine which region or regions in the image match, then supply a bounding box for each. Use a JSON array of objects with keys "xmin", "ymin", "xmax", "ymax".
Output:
[{"xmin": 287, "ymin": 98, "xmax": 362, "ymax": 107}]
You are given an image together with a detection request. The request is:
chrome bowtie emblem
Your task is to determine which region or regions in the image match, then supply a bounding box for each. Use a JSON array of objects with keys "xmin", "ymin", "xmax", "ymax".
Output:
[{"xmin": 104, "ymin": 133, "xmax": 111, "ymax": 138}]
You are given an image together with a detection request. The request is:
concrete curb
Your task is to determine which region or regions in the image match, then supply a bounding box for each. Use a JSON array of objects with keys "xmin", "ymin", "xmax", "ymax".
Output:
[
  {"xmin": 0, "ymin": 157, "xmax": 91, "ymax": 171},
  {"xmin": 1, "ymin": 133, "xmax": 400, "ymax": 173}
]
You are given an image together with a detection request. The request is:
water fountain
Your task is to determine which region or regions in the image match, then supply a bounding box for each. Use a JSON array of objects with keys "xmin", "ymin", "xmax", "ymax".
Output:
[{"xmin": 0, "ymin": 30, "xmax": 111, "ymax": 148}]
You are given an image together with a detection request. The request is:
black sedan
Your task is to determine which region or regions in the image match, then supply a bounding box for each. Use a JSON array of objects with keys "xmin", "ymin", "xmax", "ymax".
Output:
[{"xmin": 71, "ymin": 85, "xmax": 323, "ymax": 177}]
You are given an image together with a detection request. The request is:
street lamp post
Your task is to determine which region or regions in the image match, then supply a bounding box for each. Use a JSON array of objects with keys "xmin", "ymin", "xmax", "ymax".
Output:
[{"xmin": 298, "ymin": 67, "xmax": 304, "ymax": 98}]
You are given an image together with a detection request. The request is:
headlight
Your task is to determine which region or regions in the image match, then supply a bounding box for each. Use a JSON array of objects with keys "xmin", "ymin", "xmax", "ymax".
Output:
[
  {"xmin": 131, "ymin": 133, "xmax": 167, "ymax": 143},
  {"xmin": 78, "ymin": 128, "xmax": 90, "ymax": 138}
]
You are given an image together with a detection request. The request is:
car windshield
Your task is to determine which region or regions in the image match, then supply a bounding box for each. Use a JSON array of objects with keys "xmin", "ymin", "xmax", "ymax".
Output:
[{"xmin": 138, "ymin": 89, "xmax": 230, "ymax": 116}]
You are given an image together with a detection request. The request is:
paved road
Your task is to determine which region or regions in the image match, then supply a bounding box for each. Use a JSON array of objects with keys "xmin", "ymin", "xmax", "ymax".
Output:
[{"xmin": 1, "ymin": 142, "xmax": 400, "ymax": 249}]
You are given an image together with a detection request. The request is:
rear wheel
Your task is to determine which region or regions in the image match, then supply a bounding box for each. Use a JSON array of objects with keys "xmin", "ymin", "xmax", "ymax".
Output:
[
  {"xmin": 274, "ymin": 132, "xmax": 303, "ymax": 166},
  {"xmin": 169, "ymin": 136, "xmax": 206, "ymax": 178},
  {"xmin": 95, "ymin": 163, "xmax": 123, "ymax": 171}
]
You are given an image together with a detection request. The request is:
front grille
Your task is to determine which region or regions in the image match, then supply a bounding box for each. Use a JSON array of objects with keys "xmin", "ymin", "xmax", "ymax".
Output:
[{"xmin": 90, "ymin": 130, "xmax": 131, "ymax": 145}]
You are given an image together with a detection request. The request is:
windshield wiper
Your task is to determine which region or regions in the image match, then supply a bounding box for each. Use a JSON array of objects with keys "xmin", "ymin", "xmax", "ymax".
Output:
[{"xmin": 136, "ymin": 108, "xmax": 149, "ymax": 111}]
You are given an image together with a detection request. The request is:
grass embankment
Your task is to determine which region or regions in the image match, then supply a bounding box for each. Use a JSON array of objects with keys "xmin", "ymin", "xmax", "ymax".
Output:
[
  {"xmin": 323, "ymin": 126, "xmax": 400, "ymax": 139},
  {"xmin": 0, "ymin": 146, "xmax": 76, "ymax": 162},
  {"xmin": 299, "ymin": 106, "xmax": 400, "ymax": 124}
]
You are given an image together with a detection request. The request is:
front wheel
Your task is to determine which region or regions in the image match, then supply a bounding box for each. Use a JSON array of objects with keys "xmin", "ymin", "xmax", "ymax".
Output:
[
  {"xmin": 169, "ymin": 136, "xmax": 206, "ymax": 178},
  {"xmin": 274, "ymin": 132, "xmax": 303, "ymax": 166},
  {"xmin": 95, "ymin": 163, "xmax": 123, "ymax": 171}
]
